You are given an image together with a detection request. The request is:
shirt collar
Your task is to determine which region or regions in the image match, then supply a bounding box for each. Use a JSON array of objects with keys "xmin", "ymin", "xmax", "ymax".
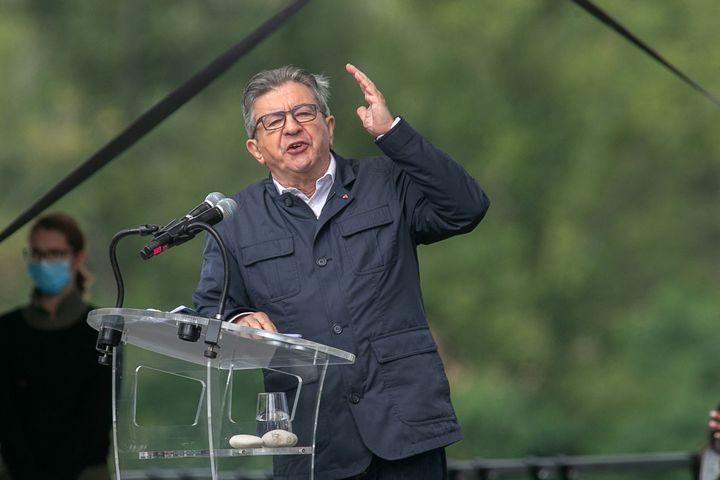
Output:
[{"xmin": 272, "ymin": 154, "xmax": 336, "ymax": 200}]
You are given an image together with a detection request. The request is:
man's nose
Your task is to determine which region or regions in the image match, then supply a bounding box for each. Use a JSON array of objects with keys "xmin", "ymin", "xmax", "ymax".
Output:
[{"xmin": 283, "ymin": 113, "xmax": 302, "ymax": 133}]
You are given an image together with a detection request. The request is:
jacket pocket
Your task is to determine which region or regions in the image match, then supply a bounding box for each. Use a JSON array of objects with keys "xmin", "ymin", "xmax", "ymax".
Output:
[
  {"xmin": 370, "ymin": 327, "xmax": 456, "ymax": 425},
  {"xmin": 240, "ymin": 236, "xmax": 300, "ymax": 304},
  {"xmin": 338, "ymin": 205, "xmax": 397, "ymax": 274}
]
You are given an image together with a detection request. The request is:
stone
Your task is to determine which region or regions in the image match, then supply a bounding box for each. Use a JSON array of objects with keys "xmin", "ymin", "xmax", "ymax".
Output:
[
  {"xmin": 261, "ymin": 429, "xmax": 298, "ymax": 447},
  {"xmin": 229, "ymin": 434, "xmax": 263, "ymax": 449}
]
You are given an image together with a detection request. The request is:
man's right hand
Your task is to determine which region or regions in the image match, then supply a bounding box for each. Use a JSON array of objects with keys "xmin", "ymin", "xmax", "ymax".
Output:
[
  {"xmin": 709, "ymin": 410, "xmax": 720, "ymax": 439},
  {"xmin": 230, "ymin": 311, "xmax": 278, "ymax": 333}
]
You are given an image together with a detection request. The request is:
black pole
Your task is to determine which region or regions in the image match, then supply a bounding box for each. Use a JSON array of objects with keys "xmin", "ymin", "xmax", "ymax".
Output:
[
  {"xmin": 570, "ymin": 0, "xmax": 720, "ymax": 108},
  {"xmin": 0, "ymin": 0, "xmax": 310, "ymax": 244}
]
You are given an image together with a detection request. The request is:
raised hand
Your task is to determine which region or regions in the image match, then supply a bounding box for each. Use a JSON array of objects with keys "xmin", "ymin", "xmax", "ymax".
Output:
[
  {"xmin": 710, "ymin": 410, "xmax": 720, "ymax": 439},
  {"xmin": 346, "ymin": 63, "xmax": 395, "ymax": 137}
]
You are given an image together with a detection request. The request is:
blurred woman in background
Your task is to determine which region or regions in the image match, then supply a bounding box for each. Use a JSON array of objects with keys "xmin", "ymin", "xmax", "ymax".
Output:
[{"xmin": 0, "ymin": 213, "xmax": 111, "ymax": 480}]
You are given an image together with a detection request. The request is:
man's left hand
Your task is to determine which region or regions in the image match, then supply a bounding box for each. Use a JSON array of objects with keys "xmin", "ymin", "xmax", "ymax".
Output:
[{"xmin": 346, "ymin": 63, "xmax": 395, "ymax": 137}]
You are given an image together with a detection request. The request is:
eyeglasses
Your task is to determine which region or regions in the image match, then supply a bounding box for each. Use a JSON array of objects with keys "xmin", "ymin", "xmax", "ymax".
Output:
[
  {"xmin": 253, "ymin": 103, "xmax": 321, "ymax": 137},
  {"xmin": 23, "ymin": 247, "xmax": 72, "ymax": 261}
]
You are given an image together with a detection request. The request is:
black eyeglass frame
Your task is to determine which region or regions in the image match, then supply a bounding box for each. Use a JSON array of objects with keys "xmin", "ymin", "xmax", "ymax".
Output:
[
  {"xmin": 252, "ymin": 103, "xmax": 324, "ymax": 138},
  {"xmin": 23, "ymin": 247, "xmax": 73, "ymax": 262}
]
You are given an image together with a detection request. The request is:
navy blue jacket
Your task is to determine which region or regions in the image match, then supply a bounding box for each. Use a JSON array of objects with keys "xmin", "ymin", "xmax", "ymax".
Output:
[{"xmin": 193, "ymin": 118, "xmax": 489, "ymax": 479}]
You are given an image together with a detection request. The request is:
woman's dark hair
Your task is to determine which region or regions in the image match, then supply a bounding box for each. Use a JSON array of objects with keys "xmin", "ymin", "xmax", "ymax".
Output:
[{"xmin": 31, "ymin": 213, "xmax": 91, "ymax": 293}]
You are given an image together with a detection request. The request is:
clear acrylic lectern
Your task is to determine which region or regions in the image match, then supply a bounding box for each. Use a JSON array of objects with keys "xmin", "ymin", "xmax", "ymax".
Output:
[{"xmin": 87, "ymin": 308, "xmax": 355, "ymax": 480}]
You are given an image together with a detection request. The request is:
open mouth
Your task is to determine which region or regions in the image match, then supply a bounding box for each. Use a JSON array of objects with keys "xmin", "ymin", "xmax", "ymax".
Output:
[{"xmin": 286, "ymin": 141, "xmax": 309, "ymax": 154}]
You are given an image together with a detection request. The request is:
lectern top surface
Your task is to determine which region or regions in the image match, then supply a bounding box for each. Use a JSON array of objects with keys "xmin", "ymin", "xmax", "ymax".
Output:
[{"xmin": 87, "ymin": 308, "xmax": 355, "ymax": 369}]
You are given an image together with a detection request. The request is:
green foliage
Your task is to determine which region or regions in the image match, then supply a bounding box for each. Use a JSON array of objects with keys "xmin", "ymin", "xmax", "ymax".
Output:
[{"xmin": 1, "ymin": 1, "xmax": 718, "ymax": 476}]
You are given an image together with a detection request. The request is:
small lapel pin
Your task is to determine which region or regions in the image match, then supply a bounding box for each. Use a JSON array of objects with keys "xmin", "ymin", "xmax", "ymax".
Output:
[{"xmin": 341, "ymin": 193, "xmax": 349, "ymax": 199}]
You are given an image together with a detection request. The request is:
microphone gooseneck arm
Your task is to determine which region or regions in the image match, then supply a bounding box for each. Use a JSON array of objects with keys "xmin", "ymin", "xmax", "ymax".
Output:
[
  {"xmin": 109, "ymin": 225, "xmax": 160, "ymax": 308},
  {"xmin": 98, "ymin": 224, "xmax": 159, "ymax": 366}
]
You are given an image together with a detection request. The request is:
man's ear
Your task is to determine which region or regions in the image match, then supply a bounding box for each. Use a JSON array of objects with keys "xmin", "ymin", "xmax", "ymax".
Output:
[
  {"xmin": 325, "ymin": 115, "xmax": 335, "ymax": 147},
  {"xmin": 245, "ymin": 138, "xmax": 266, "ymax": 166}
]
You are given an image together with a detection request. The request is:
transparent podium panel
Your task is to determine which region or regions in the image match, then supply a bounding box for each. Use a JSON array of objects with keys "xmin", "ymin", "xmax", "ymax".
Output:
[{"xmin": 87, "ymin": 308, "xmax": 355, "ymax": 480}]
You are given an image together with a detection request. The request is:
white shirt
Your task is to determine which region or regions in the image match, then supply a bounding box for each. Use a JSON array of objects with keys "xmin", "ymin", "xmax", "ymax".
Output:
[{"xmin": 272, "ymin": 155, "xmax": 336, "ymax": 219}]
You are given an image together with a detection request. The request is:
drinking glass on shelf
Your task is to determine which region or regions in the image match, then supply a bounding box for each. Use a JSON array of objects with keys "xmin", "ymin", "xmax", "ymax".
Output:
[{"xmin": 256, "ymin": 392, "xmax": 292, "ymax": 436}]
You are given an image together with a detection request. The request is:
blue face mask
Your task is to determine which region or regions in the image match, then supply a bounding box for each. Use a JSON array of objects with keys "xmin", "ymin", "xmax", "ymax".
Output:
[{"xmin": 27, "ymin": 259, "xmax": 72, "ymax": 295}]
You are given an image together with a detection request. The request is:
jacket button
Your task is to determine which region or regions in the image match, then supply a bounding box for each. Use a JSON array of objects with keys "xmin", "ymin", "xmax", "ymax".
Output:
[
  {"xmin": 332, "ymin": 324, "xmax": 343, "ymax": 335},
  {"xmin": 348, "ymin": 393, "xmax": 360, "ymax": 404},
  {"xmin": 316, "ymin": 257, "xmax": 328, "ymax": 267}
]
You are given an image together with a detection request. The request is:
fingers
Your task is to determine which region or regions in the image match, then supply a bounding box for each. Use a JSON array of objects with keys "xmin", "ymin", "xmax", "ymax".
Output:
[
  {"xmin": 346, "ymin": 63, "xmax": 367, "ymax": 88},
  {"xmin": 232, "ymin": 312, "xmax": 278, "ymax": 333},
  {"xmin": 709, "ymin": 410, "xmax": 720, "ymax": 437},
  {"xmin": 346, "ymin": 63, "xmax": 384, "ymax": 105},
  {"xmin": 345, "ymin": 63, "xmax": 360, "ymax": 76},
  {"xmin": 346, "ymin": 63, "xmax": 395, "ymax": 136}
]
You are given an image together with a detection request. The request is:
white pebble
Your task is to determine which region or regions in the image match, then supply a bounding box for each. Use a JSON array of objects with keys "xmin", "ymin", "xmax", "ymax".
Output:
[
  {"xmin": 261, "ymin": 429, "xmax": 298, "ymax": 447},
  {"xmin": 229, "ymin": 434, "xmax": 263, "ymax": 448}
]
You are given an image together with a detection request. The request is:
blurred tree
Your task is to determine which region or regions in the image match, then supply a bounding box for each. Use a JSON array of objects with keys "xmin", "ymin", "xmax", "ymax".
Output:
[{"xmin": 0, "ymin": 2, "xmax": 718, "ymax": 478}]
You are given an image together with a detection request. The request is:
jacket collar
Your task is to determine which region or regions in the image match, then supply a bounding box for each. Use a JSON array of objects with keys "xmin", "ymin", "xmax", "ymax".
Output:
[
  {"xmin": 331, "ymin": 150, "xmax": 357, "ymax": 190},
  {"xmin": 22, "ymin": 289, "xmax": 88, "ymax": 331}
]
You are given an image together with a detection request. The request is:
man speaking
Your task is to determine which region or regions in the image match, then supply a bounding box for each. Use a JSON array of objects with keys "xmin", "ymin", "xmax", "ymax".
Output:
[{"xmin": 193, "ymin": 63, "xmax": 489, "ymax": 479}]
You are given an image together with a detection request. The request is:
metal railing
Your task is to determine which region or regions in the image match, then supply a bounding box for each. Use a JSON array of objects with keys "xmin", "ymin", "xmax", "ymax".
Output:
[{"xmin": 448, "ymin": 452, "xmax": 700, "ymax": 479}]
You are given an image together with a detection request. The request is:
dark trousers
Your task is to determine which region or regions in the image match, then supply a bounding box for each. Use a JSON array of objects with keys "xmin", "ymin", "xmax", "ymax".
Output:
[{"xmin": 342, "ymin": 448, "xmax": 447, "ymax": 480}]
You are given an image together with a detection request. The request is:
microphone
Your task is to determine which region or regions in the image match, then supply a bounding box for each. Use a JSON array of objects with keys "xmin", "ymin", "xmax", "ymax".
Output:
[
  {"xmin": 186, "ymin": 191, "xmax": 225, "ymax": 218},
  {"xmin": 156, "ymin": 192, "xmax": 225, "ymax": 234},
  {"xmin": 140, "ymin": 197, "xmax": 237, "ymax": 260}
]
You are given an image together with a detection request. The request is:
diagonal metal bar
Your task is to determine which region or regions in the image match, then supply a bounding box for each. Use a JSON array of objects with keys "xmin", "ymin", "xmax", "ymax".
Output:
[
  {"xmin": 571, "ymin": 0, "xmax": 720, "ymax": 108},
  {"xmin": 0, "ymin": 0, "xmax": 309, "ymax": 244}
]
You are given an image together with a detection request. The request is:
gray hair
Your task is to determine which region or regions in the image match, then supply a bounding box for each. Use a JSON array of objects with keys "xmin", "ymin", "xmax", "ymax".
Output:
[{"xmin": 242, "ymin": 65, "xmax": 331, "ymax": 138}]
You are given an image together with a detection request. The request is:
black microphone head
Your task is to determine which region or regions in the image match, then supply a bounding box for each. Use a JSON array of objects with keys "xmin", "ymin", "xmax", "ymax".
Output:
[
  {"xmin": 186, "ymin": 192, "xmax": 225, "ymax": 218},
  {"xmin": 190, "ymin": 197, "xmax": 238, "ymax": 227}
]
